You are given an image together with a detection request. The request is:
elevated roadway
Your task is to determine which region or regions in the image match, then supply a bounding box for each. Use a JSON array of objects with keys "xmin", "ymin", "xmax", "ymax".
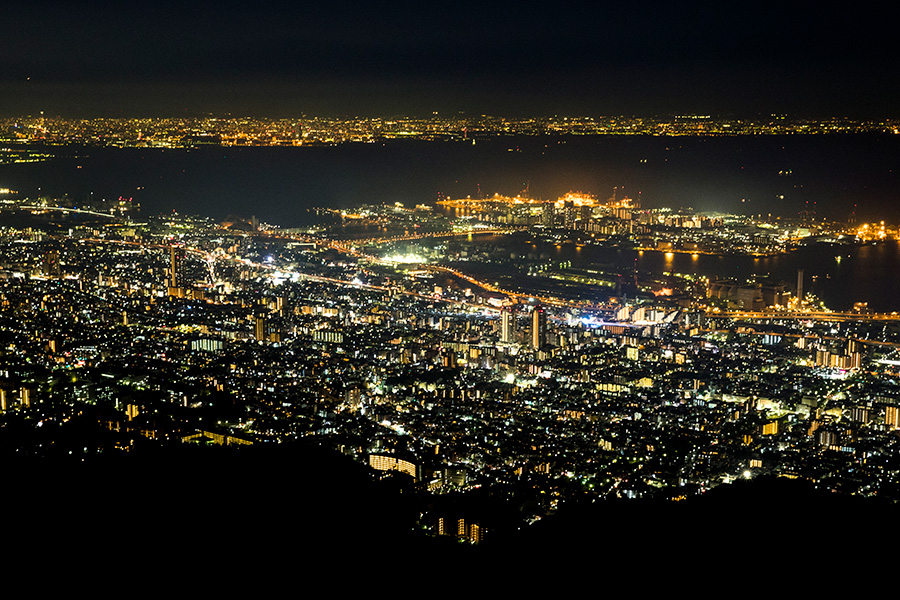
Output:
[{"xmin": 709, "ymin": 310, "xmax": 900, "ymax": 323}]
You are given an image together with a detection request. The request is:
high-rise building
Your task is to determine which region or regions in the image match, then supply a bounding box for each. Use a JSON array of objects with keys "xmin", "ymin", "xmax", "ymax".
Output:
[
  {"xmin": 541, "ymin": 202, "xmax": 555, "ymax": 227},
  {"xmin": 254, "ymin": 312, "xmax": 267, "ymax": 341},
  {"xmin": 168, "ymin": 247, "xmax": 184, "ymax": 289},
  {"xmin": 43, "ymin": 249, "xmax": 60, "ymax": 276},
  {"xmin": 501, "ymin": 307, "xmax": 514, "ymax": 343},
  {"xmin": 563, "ymin": 201, "xmax": 578, "ymax": 229},
  {"xmin": 532, "ymin": 305, "xmax": 546, "ymax": 350},
  {"xmin": 850, "ymin": 406, "xmax": 870, "ymax": 424}
]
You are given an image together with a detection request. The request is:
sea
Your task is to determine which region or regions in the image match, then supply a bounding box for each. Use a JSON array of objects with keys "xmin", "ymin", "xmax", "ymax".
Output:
[{"xmin": 2, "ymin": 134, "xmax": 900, "ymax": 311}]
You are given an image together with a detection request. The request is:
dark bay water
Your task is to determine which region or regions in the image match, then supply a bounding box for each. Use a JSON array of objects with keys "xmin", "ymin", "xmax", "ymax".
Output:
[
  {"xmin": 3, "ymin": 134, "xmax": 900, "ymax": 226},
  {"xmin": 431, "ymin": 233, "xmax": 900, "ymax": 312},
  {"xmin": 636, "ymin": 242, "xmax": 900, "ymax": 313},
  {"xmin": 536, "ymin": 239, "xmax": 900, "ymax": 312},
  {"xmin": 2, "ymin": 134, "xmax": 900, "ymax": 310}
]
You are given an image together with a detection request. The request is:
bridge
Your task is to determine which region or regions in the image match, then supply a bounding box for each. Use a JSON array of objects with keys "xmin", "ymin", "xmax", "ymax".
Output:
[
  {"xmin": 709, "ymin": 310, "xmax": 900, "ymax": 322},
  {"xmin": 344, "ymin": 226, "xmax": 523, "ymax": 245},
  {"xmin": 19, "ymin": 205, "xmax": 124, "ymax": 221}
]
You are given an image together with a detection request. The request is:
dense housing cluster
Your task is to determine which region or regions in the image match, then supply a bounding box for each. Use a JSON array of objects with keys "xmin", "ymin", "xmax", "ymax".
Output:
[
  {"xmin": 3, "ymin": 200, "xmax": 900, "ymax": 541},
  {"xmin": 2, "ymin": 114, "xmax": 897, "ymax": 148}
]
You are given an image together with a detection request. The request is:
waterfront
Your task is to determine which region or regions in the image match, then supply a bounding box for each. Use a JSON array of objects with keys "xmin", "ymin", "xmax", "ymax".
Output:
[
  {"xmin": 3, "ymin": 134, "xmax": 900, "ymax": 311},
  {"xmin": 3, "ymin": 133, "xmax": 900, "ymax": 546},
  {"xmin": 409, "ymin": 232, "xmax": 900, "ymax": 312}
]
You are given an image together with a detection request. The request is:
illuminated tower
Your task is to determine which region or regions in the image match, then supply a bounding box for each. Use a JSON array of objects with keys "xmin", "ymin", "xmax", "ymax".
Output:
[
  {"xmin": 255, "ymin": 311, "xmax": 267, "ymax": 341},
  {"xmin": 168, "ymin": 247, "xmax": 183, "ymax": 289},
  {"xmin": 501, "ymin": 307, "xmax": 514, "ymax": 343},
  {"xmin": 796, "ymin": 268, "xmax": 804, "ymax": 309},
  {"xmin": 563, "ymin": 201, "xmax": 577, "ymax": 229},
  {"xmin": 532, "ymin": 305, "xmax": 546, "ymax": 350},
  {"xmin": 541, "ymin": 202, "xmax": 555, "ymax": 227}
]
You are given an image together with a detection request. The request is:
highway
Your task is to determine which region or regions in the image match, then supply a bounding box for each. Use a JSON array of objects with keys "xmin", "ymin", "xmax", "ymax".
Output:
[{"xmin": 709, "ymin": 310, "xmax": 900, "ymax": 322}]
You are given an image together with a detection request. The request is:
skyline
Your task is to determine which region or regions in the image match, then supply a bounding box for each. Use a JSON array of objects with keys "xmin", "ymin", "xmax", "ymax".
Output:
[
  {"xmin": 6, "ymin": 1, "xmax": 900, "ymax": 559},
  {"xmin": 3, "ymin": 2, "xmax": 899, "ymax": 118},
  {"xmin": 3, "ymin": 183, "xmax": 900, "ymax": 552}
]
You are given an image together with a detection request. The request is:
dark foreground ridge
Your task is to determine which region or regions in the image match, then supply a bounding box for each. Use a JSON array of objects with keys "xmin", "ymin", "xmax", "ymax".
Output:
[
  {"xmin": 8, "ymin": 444, "xmax": 895, "ymax": 573},
  {"xmin": 510, "ymin": 476, "xmax": 895, "ymax": 551}
]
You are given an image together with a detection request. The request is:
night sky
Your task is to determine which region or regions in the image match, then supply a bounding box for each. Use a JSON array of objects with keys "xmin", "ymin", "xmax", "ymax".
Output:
[{"xmin": 2, "ymin": 1, "xmax": 899, "ymax": 118}]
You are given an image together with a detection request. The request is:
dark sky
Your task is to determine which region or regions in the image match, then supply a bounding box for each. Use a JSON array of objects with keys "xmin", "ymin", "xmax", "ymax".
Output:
[{"xmin": 3, "ymin": 1, "xmax": 898, "ymax": 118}]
